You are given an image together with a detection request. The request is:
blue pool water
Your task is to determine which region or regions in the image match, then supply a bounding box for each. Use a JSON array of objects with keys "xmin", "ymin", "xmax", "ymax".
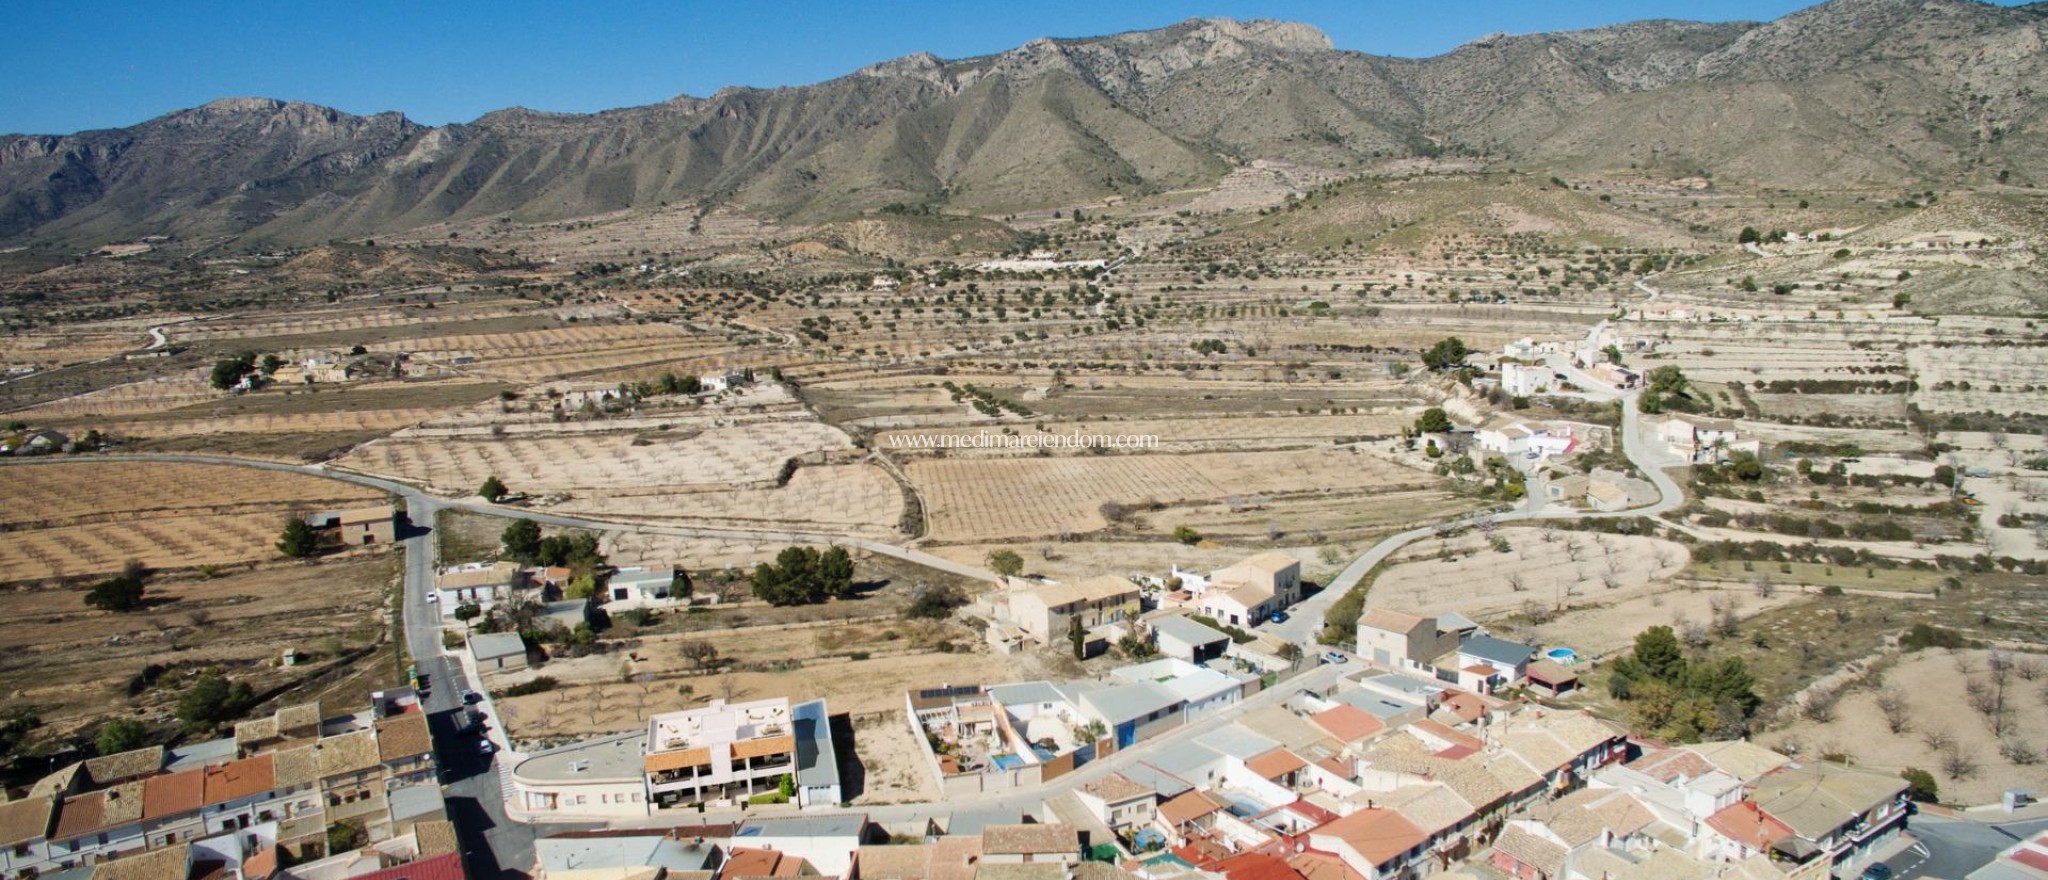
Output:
[
  {"xmin": 1546, "ymin": 647, "xmax": 1579, "ymax": 664},
  {"xmin": 991, "ymin": 753, "xmax": 1026, "ymax": 770}
]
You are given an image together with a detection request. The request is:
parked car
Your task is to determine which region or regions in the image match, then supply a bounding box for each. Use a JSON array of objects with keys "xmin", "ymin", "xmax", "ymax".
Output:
[
  {"xmin": 1322, "ymin": 651, "xmax": 1348, "ymax": 664},
  {"xmin": 426, "ymin": 592, "xmax": 439, "ymax": 603},
  {"xmin": 476, "ymin": 739, "xmax": 496, "ymax": 755},
  {"xmin": 1268, "ymin": 610, "xmax": 1288, "ymax": 623},
  {"xmin": 1859, "ymin": 864, "xmax": 1893, "ymax": 880},
  {"xmin": 460, "ymin": 689, "xmax": 483, "ymax": 705}
]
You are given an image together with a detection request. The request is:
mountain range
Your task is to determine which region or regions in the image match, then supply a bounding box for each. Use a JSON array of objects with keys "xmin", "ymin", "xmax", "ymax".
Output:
[{"xmin": 2, "ymin": 0, "xmax": 2044, "ymax": 247}]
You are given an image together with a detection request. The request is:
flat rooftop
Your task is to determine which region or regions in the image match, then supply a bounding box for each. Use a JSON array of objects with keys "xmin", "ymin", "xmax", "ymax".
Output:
[{"xmin": 513, "ymin": 732, "xmax": 648, "ymax": 783}]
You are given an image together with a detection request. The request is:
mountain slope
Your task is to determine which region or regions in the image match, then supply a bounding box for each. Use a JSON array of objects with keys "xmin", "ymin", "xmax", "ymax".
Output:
[{"xmin": 2, "ymin": 1, "xmax": 2045, "ymax": 247}]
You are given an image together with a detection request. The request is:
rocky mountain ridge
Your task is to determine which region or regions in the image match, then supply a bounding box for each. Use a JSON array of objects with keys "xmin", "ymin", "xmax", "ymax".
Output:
[{"xmin": 2, "ymin": 0, "xmax": 2043, "ymax": 246}]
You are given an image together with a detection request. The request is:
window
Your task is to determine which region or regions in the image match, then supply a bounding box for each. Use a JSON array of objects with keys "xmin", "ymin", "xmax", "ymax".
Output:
[{"xmin": 575, "ymin": 795, "xmax": 587, "ymax": 805}]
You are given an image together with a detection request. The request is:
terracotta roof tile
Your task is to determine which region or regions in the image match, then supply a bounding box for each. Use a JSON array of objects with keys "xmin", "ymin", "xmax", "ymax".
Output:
[
  {"xmin": 1081, "ymin": 773, "xmax": 1152, "ymax": 803},
  {"xmin": 1245, "ymin": 748, "xmax": 1308, "ymax": 780},
  {"xmin": 730, "ymin": 735, "xmax": 795, "ymax": 761},
  {"xmin": 313, "ymin": 730, "xmax": 382, "ymax": 779},
  {"xmin": 202, "ymin": 754, "xmax": 276, "ymax": 805},
  {"xmin": 1492, "ymin": 826, "xmax": 1568, "ymax": 876},
  {"xmin": 1310, "ymin": 705, "xmax": 1384, "ymax": 743},
  {"xmin": 981, "ymin": 823, "xmax": 1078, "ymax": 856},
  {"xmin": 1212, "ymin": 852, "xmax": 1306, "ymax": 880},
  {"xmin": 90, "ymin": 843, "xmax": 189, "ymax": 880},
  {"xmin": 1706, "ymin": 800, "xmax": 1794, "ymax": 851},
  {"xmin": 141, "ymin": 768, "xmax": 204, "ymax": 819},
  {"xmin": 272, "ymin": 743, "xmax": 322, "ymax": 788},
  {"xmin": 856, "ymin": 844, "xmax": 933, "ymax": 880},
  {"xmin": 0, "ymin": 795, "xmax": 56, "ymax": 847},
  {"xmin": 414, "ymin": 819, "xmax": 460, "ymax": 858},
  {"xmin": 1159, "ymin": 790, "xmax": 1225, "ymax": 826},
  {"xmin": 376, "ymin": 712, "xmax": 433, "ymax": 763},
  {"xmin": 1312, "ymin": 808, "xmax": 1427, "ymax": 867},
  {"xmin": 646, "ymin": 746, "xmax": 713, "ymax": 773}
]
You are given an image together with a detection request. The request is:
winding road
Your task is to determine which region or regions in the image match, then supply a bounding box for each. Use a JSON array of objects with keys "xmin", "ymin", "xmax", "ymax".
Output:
[{"xmin": 1267, "ymin": 337, "xmax": 1685, "ymax": 645}]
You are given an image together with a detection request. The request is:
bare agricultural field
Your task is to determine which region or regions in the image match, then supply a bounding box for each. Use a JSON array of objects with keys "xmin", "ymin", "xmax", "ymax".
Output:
[
  {"xmin": 0, "ymin": 329, "xmax": 146, "ymax": 368},
  {"xmin": 928, "ymin": 541, "xmax": 1314, "ymax": 586},
  {"xmin": 1531, "ymin": 586, "xmax": 1807, "ymax": 659},
  {"xmin": 1748, "ymin": 391, "xmax": 1906, "ymax": 422},
  {"xmin": 1158, "ymin": 488, "xmax": 1478, "ymax": 546},
  {"xmin": 339, "ymin": 420, "xmax": 855, "ymax": 495},
  {"xmin": 364, "ymin": 322, "xmax": 720, "ymax": 383},
  {"xmin": 906, "ymin": 447, "xmax": 1439, "ymax": 543},
  {"xmin": 9, "ymin": 374, "xmax": 220, "ymax": 422},
  {"xmin": 876, "ymin": 412, "xmax": 1408, "ymax": 453},
  {"xmin": 0, "ymin": 461, "xmax": 384, "ymax": 581},
  {"xmin": 0, "ymin": 557, "xmax": 396, "ymax": 738},
  {"xmin": 171, "ymin": 302, "xmax": 534, "ymax": 344},
  {"xmin": 98, "ymin": 408, "xmax": 445, "ymax": 439},
  {"xmin": 1766, "ymin": 649, "xmax": 2048, "ymax": 806},
  {"xmin": 602, "ymin": 533, "xmax": 809, "ymax": 571},
  {"xmin": 551, "ymin": 463, "xmax": 905, "ymax": 537},
  {"xmin": 1368, "ymin": 527, "xmax": 1690, "ymax": 621},
  {"xmin": 1907, "ymin": 344, "xmax": 2048, "ymax": 414}
]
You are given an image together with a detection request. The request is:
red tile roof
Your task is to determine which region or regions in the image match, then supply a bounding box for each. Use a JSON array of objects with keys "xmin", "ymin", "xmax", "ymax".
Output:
[
  {"xmin": 1706, "ymin": 800, "xmax": 1794, "ymax": 851},
  {"xmin": 1312, "ymin": 808, "xmax": 1428, "ymax": 868},
  {"xmin": 1287, "ymin": 851, "xmax": 1366, "ymax": 880},
  {"xmin": 202, "ymin": 754, "xmax": 276, "ymax": 805},
  {"xmin": 1159, "ymin": 790, "xmax": 1226, "ymax": 826},
  {"xmin": 1245, "ymin": 748, "xmax": 1308, "ymax": 780},
  {"xmin": 142, "ymin": 768, "xmax": 205, "ymax": 819},
  {"xmin": 1213, "ymin": 852, "xmax": 1307, "ymax": 880},
  {"xmin": 1310, "ymin": 705, "xmax": 1384, "ymax": 743},
  {"xmin": 349, "ymin": 852, "xmax": 467, "ymax": 880}
]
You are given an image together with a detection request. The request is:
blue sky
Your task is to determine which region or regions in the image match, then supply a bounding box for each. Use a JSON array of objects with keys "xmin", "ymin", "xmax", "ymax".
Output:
[{"xmin": 0, "ymin": 1, "xmax": 2028, "ymax": 135}]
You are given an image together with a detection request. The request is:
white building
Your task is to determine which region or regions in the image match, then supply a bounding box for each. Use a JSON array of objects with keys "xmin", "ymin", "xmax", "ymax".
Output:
[
  {"xmin": 510, "ymin": 733, "xmax": 652, "ymax": 819},
  {"xmin": 643, "ymin": 698, "xmax": 799, "ymax": 808},
  {"xmin": 1502, "ymin": 363, "xmax": 1555, "ymax": 397},
  {"xmin": 604, "ymin": 567, "xmax": 682, "ymax": 611},
  {"xmin": 434, "ymin": 562, "xmax": 527, "ymax": 620}
]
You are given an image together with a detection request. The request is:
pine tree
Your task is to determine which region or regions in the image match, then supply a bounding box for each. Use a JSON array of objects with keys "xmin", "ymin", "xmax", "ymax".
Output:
[{"xmin": 277, "ymin": 518, "xmax": 320, "ymax": 558}]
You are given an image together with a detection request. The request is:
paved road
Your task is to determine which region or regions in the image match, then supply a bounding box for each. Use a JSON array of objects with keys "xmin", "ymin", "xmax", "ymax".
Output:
[
  {"xmin": 1886, "ymin": 814, "xmax": 2048, "ymax": 879},
  {"xmin": 1265, "ymin": 336, "xmax": 1685, "ymax": 646}
]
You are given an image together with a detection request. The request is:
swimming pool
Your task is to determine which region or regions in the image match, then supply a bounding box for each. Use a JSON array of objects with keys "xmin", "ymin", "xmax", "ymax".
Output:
[
  {"xmin": 990, "ymin": 753, "xmax": 1026, "ymax": 771},
  {"xmin": 1546, "ymin": 647, "xmax": 1579, "ymax": 665}
]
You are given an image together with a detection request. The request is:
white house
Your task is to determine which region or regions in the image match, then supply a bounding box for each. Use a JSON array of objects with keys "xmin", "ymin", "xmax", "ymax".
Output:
[
  {"xmin": 1502, "ymin": 363, "xmax": 1555, "ymax": 397},
  {"xmin": 1198, "ymin": 582, "xmax": 1273, "ymax": 628},
  {"xmin": 1074, "ymin": 774, "xmax": 1157, "ymax": 832},
  {"xmin": 1453, "ymin": 635, "xmax": 1538, "ymax": 692},
  {"xmin": 604, "ymin": 567, "xmax": 682, "ymax": 611},
  {"xmin": 642, "ymin": 698, "xmax": 800, "ymax": 808},
  {"xmin": 434, "ymin": 562, "xmax": 527, "ymax": 620}
]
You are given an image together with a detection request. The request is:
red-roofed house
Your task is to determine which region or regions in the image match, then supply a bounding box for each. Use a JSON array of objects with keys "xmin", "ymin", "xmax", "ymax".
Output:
[
  {"xmin": 1213, "ymin": 851, "xmax": 1308, "ymax": 880},
  {"xmin": 1310, "ymin": 706, "xmax": 1384, "ymax": 745},
  {"xmin": 1245, "ymin": 749, "xmax": 1308, "ymax": 788},
  {"xmin": 140, "ymin": 768, "xmax": 206, "ymax": 847},
  {"xmin": 1306, "ymin": 808, "xmax": 1429, "ymax": 880},
  {"xmin": 199, "ymin": 754, "xmax": 283, "ymax": 838},
  {"xmin": 1155, "ymin": 791, "xmax": 1226, "ymax": 847},
  {"xmin": 350, "ymin": 852, "xmax": 467, "ymax": 880},
  {"xmin": 1702, "ymin": 800, "xmax": 1796, "ymax": 863}
]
